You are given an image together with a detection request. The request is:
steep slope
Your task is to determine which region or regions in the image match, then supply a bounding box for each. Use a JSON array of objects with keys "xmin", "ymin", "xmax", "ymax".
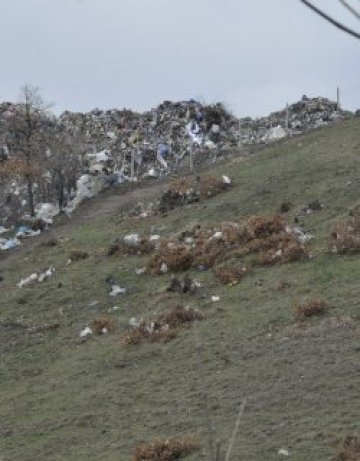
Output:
[{"xmin": 1, "ymin": 118, "xmax": 359, "ymax": 461}]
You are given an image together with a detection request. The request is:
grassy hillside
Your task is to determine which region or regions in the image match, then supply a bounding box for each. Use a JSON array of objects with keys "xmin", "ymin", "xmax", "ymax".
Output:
[{"xmin": 1, "ymin": 118, "xmax": 360, "ymax": 461}]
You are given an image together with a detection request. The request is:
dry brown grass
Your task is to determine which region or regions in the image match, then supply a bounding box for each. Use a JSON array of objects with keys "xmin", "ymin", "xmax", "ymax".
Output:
[
  {"xmin": 148, "ymin": 241, "xmax": 192, "ymax": 274},
  {"xmin": 147, "ymin": 214, "xmax": 308, "ymax": 279},
  {"xmin": 334, "ymin": 436, "xmax": 360, "ymax": 461},
  {"xmin": 198, "ymin": 175, "xmax": 227, "ymax": 198},
  {"xmin": 215, "ymin": 265, "xmax": 250, "ymax": 285},
  {"xmin": 257, "ymin": 233, "xmax": 307, "ymax": 266},
  {"xmin": 132, "ymin": 435, "xmax": 199, "ymax": 461},
  {"xmin": 108, "ymin": 236, "xmax": 155, "ymax": 257},
  {"xmin": 330, "ymin": 210, "xmax": 360, "ymax": 254},
  {"xmin": 90, "ymin": 315, "xmax": 118, "ymax": 335},
  {"xmin": 169, "ymin": 177, "xmax": 195, "ymax": 195},
  {"xmin": 123, "ymin": 305, "xmax": 205, "ymax": 346},
  {"xmin": 294, "ymin": 298, "xmax": 329, "ymax": 321}
]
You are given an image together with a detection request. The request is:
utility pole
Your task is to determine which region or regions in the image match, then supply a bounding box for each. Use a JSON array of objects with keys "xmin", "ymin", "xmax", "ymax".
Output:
[{"xmin": 337, "ymin": 86, "xmax": 341, "ymax": 111}]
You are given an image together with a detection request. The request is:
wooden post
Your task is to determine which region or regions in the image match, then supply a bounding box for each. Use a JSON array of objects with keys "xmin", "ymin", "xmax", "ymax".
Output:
[
  {"xmin": 189, "ymin": 145, "xmax": 193, "ymax": 172},
  {"xmin": 285, "ymin": 103, "xmax": 289, "ymax": 132},
  {"xmin": 130, "ymin": 150, "xmax": 134, "ymax": 180},
  {"xmin": 337, "ymin": 86, "xmax": 341, "ymax": 111},
  {"xmin": 238, "ymin": 119, "xmax": 242, "ymax": 149}
]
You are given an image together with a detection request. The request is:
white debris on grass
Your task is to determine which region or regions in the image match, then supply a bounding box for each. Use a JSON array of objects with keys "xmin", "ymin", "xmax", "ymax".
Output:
[
  {"xmin": 16, "ymin": 228, "xmax": 41, "ymax": 239},
  {"xmin": 17, "ymin": 273, "xmax": 38, "ymax": 288},
  {"xmin": 286, "ymin": 225, "xmax": 313, "ymax": 244},
  {"xmin": 108, "ymin": 305, "xmax": 121, "ymax": 313},
  {"xmin": 160, "ymin": 262, "xmax": 168, "ymax": 274},
  {"xmin": 80, "ymin": 326, "xmax": 93, "ymax": 338},
  {"xmin": 109, "ymin": 285, "xmax": 126, "ymax": 296},
  {"xmin": 210, "ymin": 231, "xmax": 223, "ymax": 241},
  {"xmin": 123, "ymin": 234, "xmax": 140, "ymax": 246},
  {"xmin": 278, "ymin": 448, "xmax": 289, "ymax": 457},
  {"xmin": 0, "ymin": 238, "xmax": 20, "ymax": 251},
  {"xmin": 149, "ymin": 234, "xmax": 160, "ymax": 241},
  {"xmin": 38, "ymin": 267, "xmax": 55, "ymax": 282},
  {"xmin": 211, "ymin": 295, "xmax": 220, "ymax": 302},
  {"xmin": 135, "ymin": 267, "xmax": 147, "ymax": 275},
  {"xmin": 16, "ymin": 267, "xmax": 55, "ymax": 288},
  {"xmin": 129, "ymin": 317, "xmax": 141, "ymax": 328},
  {"xmin": 222, "ymin": 175, "xmax": 231, "ymax": 185}
]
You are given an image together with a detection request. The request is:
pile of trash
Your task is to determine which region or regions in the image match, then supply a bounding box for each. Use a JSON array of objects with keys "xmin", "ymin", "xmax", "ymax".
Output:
[{"xmin": 0, "ymin": 95, "xmax": 352, "ymax": 236}]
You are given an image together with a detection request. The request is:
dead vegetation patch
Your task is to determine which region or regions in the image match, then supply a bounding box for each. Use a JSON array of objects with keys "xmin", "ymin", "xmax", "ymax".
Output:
[
  {"xmin": 215, "ymin": 265, "xmax": 250, "ymax": 285},
  {"xmin": 147, "ymin": 214, "xmax": 308, "ymax": 279},
  {"xmin": 330, "ymin": 208, "xmax": 360, "ymax": 254},
  {"xmin": 132, "ymin": 435, "xmax": 199, "ymax": 461},
  {"xmin": 333, "ymin": 436, "xmax": 360, "ymax": 461},
  {"xmin": 108, "ymin": 236, "xmax": 156, "ymax": 256},
  {"xmin": 148, "ymin": 241, "xmax": 192, "ymax": 274},
  {"xmin": 123, "ymin": 305, "xmax": 205, "ymax": 346},
  {"xmin": 90, "ymin": 315, "xmax": 118, "ymax": 335},
  {"xmin": 294, "ymin": 298, "xmax": 329, "ymax": 321},
  {"xmin": 158, "ymin": 174, "xmax": 230, "ymax": 213}
]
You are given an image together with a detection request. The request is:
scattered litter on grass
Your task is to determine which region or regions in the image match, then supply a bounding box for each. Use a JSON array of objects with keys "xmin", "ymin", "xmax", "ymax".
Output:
[
  {"xmin": 135, "ymin": 267, "xmax": 147, "ymax": 275},
  {"xmin": 108, "ymin": 234, "xmax": 155, "ymax": 256},
  {"xmin": 80, "ymin": 326, "xmax": 93, "ymax": 338},
  {"xmin": 123, "ymin": 305, "xmax": 205, "ymax": 345},
  {"xmin": 166, "ymin": 276, "xmax": 201, "ymax": 295},
  {"xmin": 0, "ymin": 238, "xmax": 20, "ymax": 250},
  {"xmin": 16, "ymin": 267, "xmax": 55, "ymax": 288},
  {"xmin": 278, "ymin": 448, "xmax": 290, "ymax": 457},
  {"xmin": 109, "ymin": 285, "xmax": 126, "ymax": 296},
  {"xmin": 211, "ymin": 295, "xmax": 220, "ymax": 302}
]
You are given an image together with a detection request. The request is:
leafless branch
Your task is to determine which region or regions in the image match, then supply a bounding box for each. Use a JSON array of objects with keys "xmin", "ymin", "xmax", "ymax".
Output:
[
  {"xmin": 299, "ymin": 0, "xmax": 360, "ymax": 39},
  {"xmin": 339, "ymin": 0, "xmax": 360, "ymax": 21}
]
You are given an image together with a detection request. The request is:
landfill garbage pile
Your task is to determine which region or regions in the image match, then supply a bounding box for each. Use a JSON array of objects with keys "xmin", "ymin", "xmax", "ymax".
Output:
[
  {"xmin": 60, "ymin": 100, "xmax": 241, "ymax": 179},
  {"xmin": 0, "ymin": 95, "xmax": 353, "ymax": 244},
  {"xmin": 240, "ymin": 95, "xmax": 351, "ymax": 144}
]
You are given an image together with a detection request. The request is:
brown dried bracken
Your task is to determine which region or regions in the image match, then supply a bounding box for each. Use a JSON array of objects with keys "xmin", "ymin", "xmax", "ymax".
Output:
[
  {"xmin": 123, "ymin": 305, "xmax": 204, "ymax": 346},
  {"xmin": 333, "ymin": 435, "xmax": 360, "ymax": 461},
  {"xmin": 90, "ymin": 315, "xmax": 117, "ymax": 335},
  {"xmin": 294, "ymin": 298, "xmax": 329, "ymax": 321},
  {"xmin": 132, "ymin": 435, "xmax": 199, "ymax": 461}
]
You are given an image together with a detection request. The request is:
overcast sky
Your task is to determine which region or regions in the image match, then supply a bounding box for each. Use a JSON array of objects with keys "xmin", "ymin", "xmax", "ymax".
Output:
[{"xmin": 1, "ymin": 0, "xmax": 359, "ymax": 117}]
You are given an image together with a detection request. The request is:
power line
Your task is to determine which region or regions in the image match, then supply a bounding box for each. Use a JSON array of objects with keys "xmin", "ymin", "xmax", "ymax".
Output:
[
  {"xmin": 299, "ymin": 0, "xmax": 360, "ymax": 40},
  {"xmin": 339, "ymin": 0, "xmax": 360, "ymax": 21}
]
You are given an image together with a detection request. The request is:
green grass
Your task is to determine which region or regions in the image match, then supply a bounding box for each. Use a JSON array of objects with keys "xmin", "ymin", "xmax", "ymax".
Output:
[{"xmin": 1, "ymin": 119, "xmax": 360, "ymax": 461}]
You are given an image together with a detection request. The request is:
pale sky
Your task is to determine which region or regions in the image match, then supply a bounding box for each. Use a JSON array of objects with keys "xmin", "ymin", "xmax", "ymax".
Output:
[{"xmin": 1, "ymin": 0, "xmax": 359, "ymax": 117}]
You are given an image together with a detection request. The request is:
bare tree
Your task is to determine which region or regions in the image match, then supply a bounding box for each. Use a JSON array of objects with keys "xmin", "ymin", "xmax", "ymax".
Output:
[
  {"xmin": 3, "ymin": 84, "xmax": 51, "ymax": 216},
  {"xmin": 45, "ymin": 131, "xmax": 82, "ymax": 212}
]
